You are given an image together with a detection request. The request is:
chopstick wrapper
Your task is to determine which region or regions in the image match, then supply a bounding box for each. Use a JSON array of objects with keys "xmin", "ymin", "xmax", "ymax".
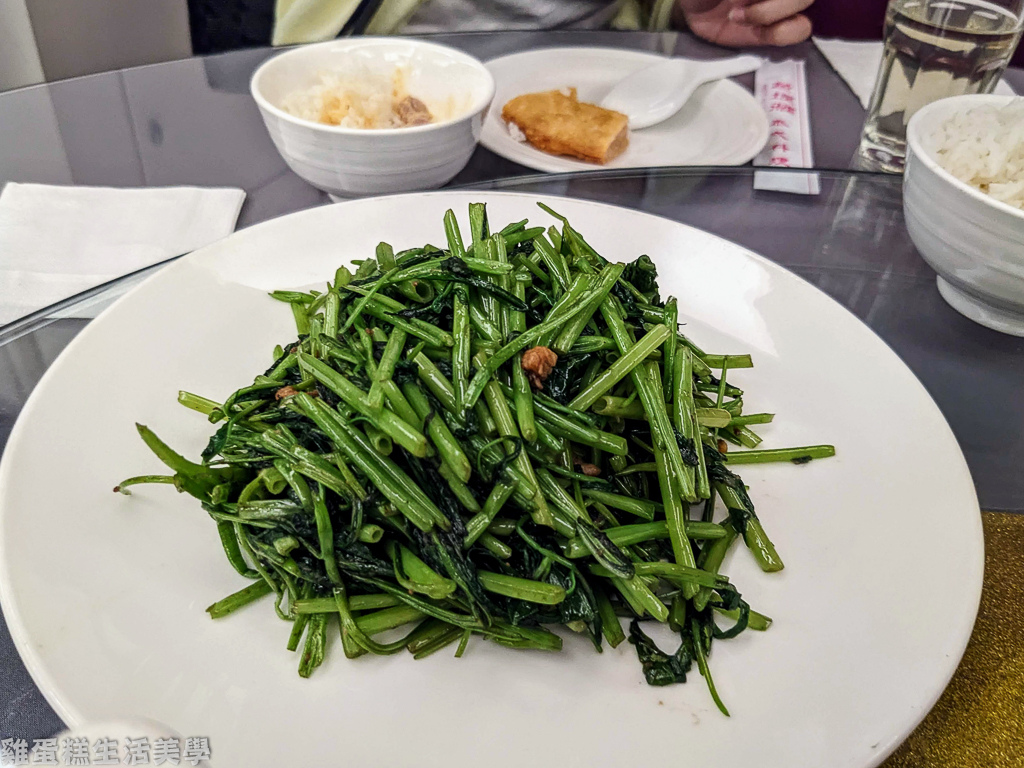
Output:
[
  {"xmin": 0, "ymin": 183, "xmax": 246, "ymax": 325},
  {"xmin": 753, "ymin": 60, "xmax": 820, "ymax": 195},
  {"xmin": 814, "ymin": 38, "xmax": 1016, "ymax": 110}
]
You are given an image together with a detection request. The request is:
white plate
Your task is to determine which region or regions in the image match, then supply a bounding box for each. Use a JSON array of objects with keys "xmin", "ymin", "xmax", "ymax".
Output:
[
  {"xmin": 481, "ymin": 47, "xmax": 770, "ymax": 171},
  {"xmin": 0, "ymin": 192, "xmax": 982, "ymax": 768}
]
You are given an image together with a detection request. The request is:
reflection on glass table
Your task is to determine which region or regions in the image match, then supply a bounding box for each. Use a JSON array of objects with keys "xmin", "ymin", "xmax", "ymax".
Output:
[{"xmin": 3, "ymin": 167, "xmax": 1021, "ymax": 513}]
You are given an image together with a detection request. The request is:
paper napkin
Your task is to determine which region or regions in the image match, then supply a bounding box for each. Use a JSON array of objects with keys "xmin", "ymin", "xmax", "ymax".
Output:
[
  {"xmin": 814, "ymin": 37, "xmax": 1016, "ymax": 110},
  {"xmin": 0, "ymin": 183, "xmax": 246, "ymax": 325}
]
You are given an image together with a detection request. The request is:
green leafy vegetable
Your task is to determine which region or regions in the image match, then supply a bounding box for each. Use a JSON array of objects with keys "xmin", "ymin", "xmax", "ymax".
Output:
[{"xmin": 118, "ymin": 203, "xmax": 834, "ymax": 713}]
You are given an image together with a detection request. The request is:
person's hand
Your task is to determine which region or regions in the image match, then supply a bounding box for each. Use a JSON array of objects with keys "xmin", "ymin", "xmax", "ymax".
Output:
[{"xmin": 676, "ymin": 0, "xmax": 814, "ymax": 47}]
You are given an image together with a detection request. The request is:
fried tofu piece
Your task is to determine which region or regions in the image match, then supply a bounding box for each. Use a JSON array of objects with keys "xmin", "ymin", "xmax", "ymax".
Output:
[{"xmin": 502, "ymin": 88, "xmax": 629, "ymax": 164}]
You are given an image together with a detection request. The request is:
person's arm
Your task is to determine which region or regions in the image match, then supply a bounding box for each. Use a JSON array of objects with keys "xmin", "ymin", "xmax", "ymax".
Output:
[{"xmin": 675, "ymin": 0, "xmax": 814, "ymax": 46}]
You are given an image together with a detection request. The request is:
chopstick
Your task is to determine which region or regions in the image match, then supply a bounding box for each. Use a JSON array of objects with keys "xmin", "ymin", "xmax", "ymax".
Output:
[{"xmin": 0, "ymin": 251, "xmax": 189, "ymax": 349}]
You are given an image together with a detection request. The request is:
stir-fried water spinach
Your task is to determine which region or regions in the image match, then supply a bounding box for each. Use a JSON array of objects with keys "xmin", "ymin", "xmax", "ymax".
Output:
[{"xmin": 117, "ymin": 203, "xmax": 834, "ymax": 714}]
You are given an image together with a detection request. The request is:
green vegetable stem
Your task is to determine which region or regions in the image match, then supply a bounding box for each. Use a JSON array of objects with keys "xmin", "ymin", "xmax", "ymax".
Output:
[{"xmin": 118, "ymin": 203, "xmax": 834, "ymax": 712}]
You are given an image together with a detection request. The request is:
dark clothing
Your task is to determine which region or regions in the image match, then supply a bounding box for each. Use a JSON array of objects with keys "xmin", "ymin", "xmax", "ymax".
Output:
[
  {"xmin": 807, "ymin": 0, "xmax": 888, "ymax": 40},
  {"xmin": 185, "ymin": 0, "xmax": 1024, "ymax": 68},
  {"xmin": 806, "ymin": 1, "xmax": 1024, "ymax": 66}
]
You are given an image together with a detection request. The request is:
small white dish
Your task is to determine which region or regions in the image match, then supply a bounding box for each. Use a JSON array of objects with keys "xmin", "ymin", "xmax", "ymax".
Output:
[
  {"xmin": 601, "ymin": 54, "xmax": 764, "ymax": 130},
  {"xmin": 481, "ymin": 47, "xmax": 769, "ymax": 172},
  {"xmin": 250, "ymin": 38, "xmax": 495, "ymax": 197},
  {"xmin": 904, "ymin": 93, "xmax": 1024, "ymax": 336}
]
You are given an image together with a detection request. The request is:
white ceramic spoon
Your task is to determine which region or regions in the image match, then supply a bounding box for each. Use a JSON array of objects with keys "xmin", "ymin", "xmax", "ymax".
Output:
[{"xmin": 601, "ymin": 55, "xmax": 765, "ymax": 130}]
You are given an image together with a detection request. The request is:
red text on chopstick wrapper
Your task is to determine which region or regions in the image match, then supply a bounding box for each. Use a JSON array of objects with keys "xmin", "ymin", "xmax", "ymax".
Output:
[{"xmin": 754, "ymin": 61, "xmax": 819, "ymax": 194}]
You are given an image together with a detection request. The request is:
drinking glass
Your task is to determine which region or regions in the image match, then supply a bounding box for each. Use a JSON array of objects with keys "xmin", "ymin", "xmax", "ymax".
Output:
[{"xmin": 857, "ymin": 0, "xmax": 1024, "ymax": 172}]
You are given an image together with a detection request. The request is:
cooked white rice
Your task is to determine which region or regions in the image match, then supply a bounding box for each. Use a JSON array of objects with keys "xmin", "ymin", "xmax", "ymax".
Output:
[
  {"xmin": 506, "ymin": 120, "xmax": 527, "ymax": 143},
  {"xmin": 928, "ymin": 98, "xmax": 1024, "ymax": 209},
  {"xmin": 281, "ymin": 64, "xmax": 420, "ymax": 129}
]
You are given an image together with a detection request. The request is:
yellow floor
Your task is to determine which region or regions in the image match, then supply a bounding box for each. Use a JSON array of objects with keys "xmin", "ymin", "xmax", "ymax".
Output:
[{"xmin": 884, "ymin": 512, "xmax": 1024, "ymax": 767}]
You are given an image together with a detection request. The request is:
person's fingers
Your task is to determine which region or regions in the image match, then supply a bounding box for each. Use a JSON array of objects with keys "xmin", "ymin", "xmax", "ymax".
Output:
[
  {"xmin": 754, "ymin": 13, "xmax": 813, "ymax": 46},
  {"xmin": 682, "ymin": 0, "xmax": 812, "ymax": 48},
  {"xmin": 729, "ymin": 0, "xmax": 814, "ymax": 26}
]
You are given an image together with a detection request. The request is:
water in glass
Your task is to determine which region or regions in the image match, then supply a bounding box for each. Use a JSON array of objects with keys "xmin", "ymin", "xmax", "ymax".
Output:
[{"xmin": 858, "ymin": 0, "xmax": 1023, "ymax": 172}]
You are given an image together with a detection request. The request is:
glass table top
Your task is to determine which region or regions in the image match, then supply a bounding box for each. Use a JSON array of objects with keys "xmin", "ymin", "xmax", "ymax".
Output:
[
  {"xmin": 4, "ymin": 167, "xmax": 1020, "ymax": 514},
  {"xmin": 1, "ymin": 31, "xmax": 1022, "ymax": 757},
  {"xmin": 2, "ymin": 165, "xmax": 1022, "ymax": 747}
]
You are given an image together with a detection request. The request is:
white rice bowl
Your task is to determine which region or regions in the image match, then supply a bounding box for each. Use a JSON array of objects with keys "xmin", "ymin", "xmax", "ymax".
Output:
[{"xmin": 927, "ymin": 98, "xmax": 1024, "ymax": 209}]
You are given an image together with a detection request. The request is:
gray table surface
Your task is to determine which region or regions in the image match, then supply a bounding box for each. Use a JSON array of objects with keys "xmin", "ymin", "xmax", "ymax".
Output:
[
  {"xmin": 0, "ymin": 29, "xmax": 931, "ymax": 227},
  {"xmin": 1, "ymin": 30, "xmax": 1022, "ymax": 753}
]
